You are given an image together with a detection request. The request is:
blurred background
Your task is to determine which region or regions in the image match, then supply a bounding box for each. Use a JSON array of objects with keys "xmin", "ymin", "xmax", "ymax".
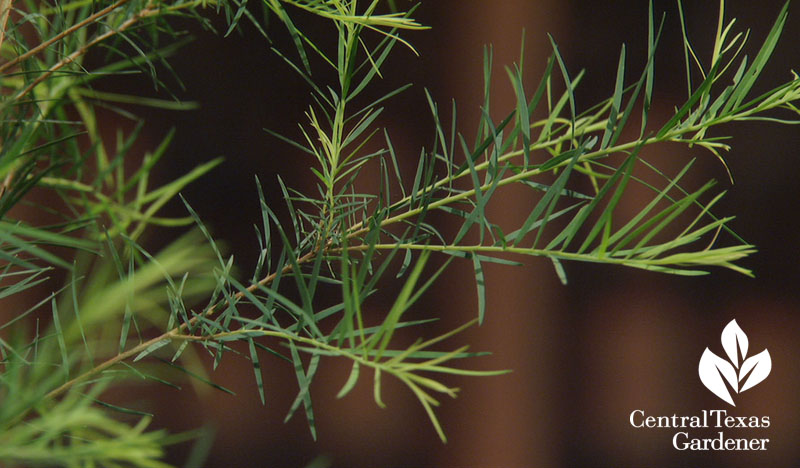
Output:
[{"xmin": 94, "ymin": 0, "xmax": 800, "ymax": 466}]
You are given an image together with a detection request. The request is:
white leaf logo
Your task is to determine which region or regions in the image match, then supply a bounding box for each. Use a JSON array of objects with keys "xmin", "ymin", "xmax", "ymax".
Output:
[
  {"xmin": 721, "ymin": 319, "xmax": 748, "ymax": 367},
  {"xmin": 698, "ymin": 319, "xmax": 771, "ymax": 406}
]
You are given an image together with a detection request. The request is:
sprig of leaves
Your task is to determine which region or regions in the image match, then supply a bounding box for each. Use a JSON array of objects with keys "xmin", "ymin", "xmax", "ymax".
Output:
[{"xmin": 2, "ymin": 0, "xmax": 799, "ymax": 465}]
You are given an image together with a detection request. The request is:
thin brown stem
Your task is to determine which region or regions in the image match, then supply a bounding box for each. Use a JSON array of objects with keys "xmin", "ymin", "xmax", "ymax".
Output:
[
  {"xmin": 14, "ymin": 6, "xmax": 157, "ymax": 101},
  {"xmin": 0, "ymin": 0, "xmax": 12, "ymax": 53},
  {"xmin": 0, "ymin": 0, "xmax": 132, "ymax": 74}
]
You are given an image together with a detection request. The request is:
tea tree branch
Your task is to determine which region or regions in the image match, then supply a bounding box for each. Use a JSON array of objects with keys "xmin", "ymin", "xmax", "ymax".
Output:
[{"xmin": 1, "ymin": 0, "xmax": 799, "ymax": 464}]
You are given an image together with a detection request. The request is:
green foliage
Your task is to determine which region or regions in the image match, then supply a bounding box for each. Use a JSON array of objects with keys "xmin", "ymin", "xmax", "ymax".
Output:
[{"xmin": 1, "ymin": 0, "xmax": 799, "ymax": 465}]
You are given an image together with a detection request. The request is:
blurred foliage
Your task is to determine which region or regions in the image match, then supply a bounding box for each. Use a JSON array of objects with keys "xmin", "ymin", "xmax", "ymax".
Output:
[{"xmin": 0, "ymin": 0, "xmax": 798, "ymax": 465}]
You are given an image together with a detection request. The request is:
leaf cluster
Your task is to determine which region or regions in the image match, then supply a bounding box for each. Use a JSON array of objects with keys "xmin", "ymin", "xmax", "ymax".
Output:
[{"xmin": 1, "ymin": 0, "xmax": 799, "ymax": 465}]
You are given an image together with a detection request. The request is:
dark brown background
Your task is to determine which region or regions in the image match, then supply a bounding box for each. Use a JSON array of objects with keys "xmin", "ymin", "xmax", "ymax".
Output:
[{"xmin": 99, "ymin": 1, "xmax": 800, "ymax": 466}]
